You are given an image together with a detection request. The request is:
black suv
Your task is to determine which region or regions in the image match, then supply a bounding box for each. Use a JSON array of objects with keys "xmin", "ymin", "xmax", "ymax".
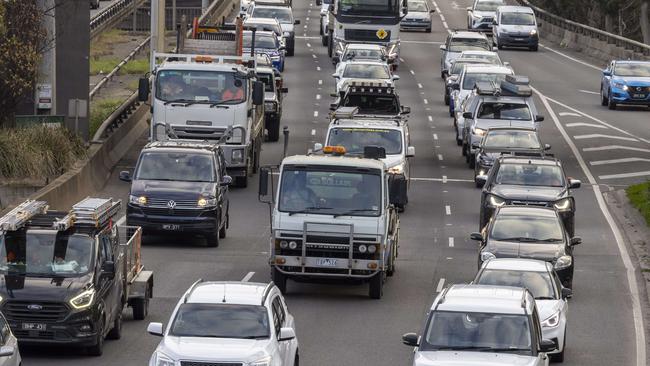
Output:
[
  {"xmin": 472, "ymin": 127, "xmax": 550, "ymax": 185},
  {"xmin": 471, "ymin": 205, "xmax": 582, "ymax": 288},
  {"xmin": 120, "ymin": 141, "xmax": 232, "ymax": 247},
  {"xmin": 476, "ymin": 156, "xmax": 581, "ymax": 236}
]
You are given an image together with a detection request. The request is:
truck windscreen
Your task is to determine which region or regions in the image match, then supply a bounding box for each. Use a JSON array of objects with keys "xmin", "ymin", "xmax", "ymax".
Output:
[
  {"xmin": 339, "ymin": 0, "xmax": 399, "ymax": 16},
  {"xmin": 0, "ymin": 230, "xmax": 93, "ymax": 277},
  {"xmin": 342, "ymin": 94, "xmax": 400, "ymax": 114},
  {"xmin": 278, "ymin": 168, "xmax": 382, "ymax": 216},
  {"xmin": 156, "ymin": 70, "xmax": 247, "ymax": 104},
  {"xmin": 328, "ymin": 128, "xmax": 402, "ymax": 154}
]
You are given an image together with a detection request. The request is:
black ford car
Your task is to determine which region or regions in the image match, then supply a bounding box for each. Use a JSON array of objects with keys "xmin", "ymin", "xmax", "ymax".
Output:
[
  {"xmin": 476, "ymin": 155, "xmax": 581, "ymax": 236},
  {"xmin": 120, "ymin": 141, "xmax": 232, "ymax": 247},
  {"xmin": 471, "ymin": 205, "xmax": 582, "ymax": 288}
]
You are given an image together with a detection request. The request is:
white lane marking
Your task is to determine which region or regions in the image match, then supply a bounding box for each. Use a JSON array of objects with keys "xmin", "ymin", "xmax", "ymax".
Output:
[
  {"xmin": 445, "ymin": 205, "xmax": 451, "ymax": 215},
  {"xmin": 448, "ymin": 237, "xmax": 454, "ymax": 247},
  {"xmin": 431, "ymin": 0, "xmax": 449, "ymax": 33},
  {"xmin": 436, "ymin": 278, "xmax": 446, "ymax": 292},
  {"xmin": 318, "ymin": 79, "xmax": 322, "ymax": 85},
  {"xmin": 584, "ymin": 145, "xmax": 650, "ymax": 153},
  {"xmin": 409, "ymin": 70, "xmax": 415, "ymax": 75},
  {"xmin": 411, "ymin": 177, "xmax": 473, "ymax": 183},
  {"xmin": 574, "ymin": 134, "xmax": 638, "ymax": 142},
  {"xmin": 316, "ymin": 94, "xmax": 321, "ymax": 100},
  {"xmin": 600, "ymin": 171, "xmax": 650, "ymax": 180},
  {"xmin": 538, "ymin": 43, "xmax": 601, "ymax": 71},
  {"xmin": 242, "ymin": 272, "xmax": 255, "ymax": 282},
  {"xmin": 306, "ymin": 16, "xmax": 310, "ymax": 20},
  {"xmin": 545, "ymin": 95, "xmax": 650, "ymax": 144},
  {"xmin": 442, "ymin": 21, "xmax": 449, "ymax": 29},
  {"xmin": 442, "ymin": 175, "xmax": 447, "ymax": 183},
  {"xmin": 438, "ymin": 154, "xmax": 443, "ymax": 161},
  {"xmin": 401, "ymin": 40, "xmax": 444, "ymax": 45},
  {"xmin": 311, "ymin": 129, "xmax": 316, "ymax": 136},
  {"xmin": 316, "ymin": 66, "xmax": 321, "ymax": 71},
  {"xmin": 399, "ymin": 57, "xmax": 405, "ymax": 63},
  {"xmin": 313, "ymin": 111, "xmax": 319, "ymax": 117},
  {"xmin": 591, "ymin": 157, "xmax": 650, "ymax": 165},
  {"xmin": 559, "ymin": 112, "xmax": 581, "ymax": 117},
  {"xmin": 312, "ymin": 54, "xmax": 317, "ymax": 59},
  {"xmin": 428, "ymin": 115, "xmax": 433, "ymax": 122},
  {"xmin": 433, "ymin": 133, "xmax": 438, "ymax": 140},
  {"xmin": 578, "ymin": 89, "xmax": 600, "ymax": 95},
  {"xmin": 307, "ymin": 42, "xmax": 311, "ymax": 47},
  {"xmin": 418, "ymin": 83, "xmax": 423, "ymax": 89},
  {"xmin": 303, "ymin": 33, "xmax": 307, "ymax": 36},
  {"xmin": 532, "ymin": 85, "xmax": 646, "ymax": 366},
  {"xmin": 423, "ymin": 98, "xmax": 428, "ymax": 104},
  {"xmin": 116, "ymin": 215, "xmax": 126, "ymax": 226},
  {"xmin": 565, "ymin": 122, "xmax": 608, "ymax": 129},
  {"xmin": 439, "ymin": 14, "xmax": 445, "ymax": 21}
]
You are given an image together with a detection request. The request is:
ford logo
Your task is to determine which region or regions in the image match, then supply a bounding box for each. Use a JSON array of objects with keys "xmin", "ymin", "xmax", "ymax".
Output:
[
  {"xmin": 167, "ymin": 200, "xmax": 176, "ymax": 209},
  {"xmin": 27, "ymin": 304, "xmax": 42, "ymax": 311}
]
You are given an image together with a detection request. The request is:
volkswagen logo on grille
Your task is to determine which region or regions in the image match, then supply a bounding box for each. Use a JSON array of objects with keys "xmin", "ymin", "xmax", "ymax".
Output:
[
  {"xmin": 637, "ymin": 87, "xmax": 642, "ymax": 92},
  {"xmin": 167, "ymin": 200, "xmax": 176, "ymax": 209},
  {"xmin": 27, "ymin": 304, "xmax": 43, "ymax": 311}
]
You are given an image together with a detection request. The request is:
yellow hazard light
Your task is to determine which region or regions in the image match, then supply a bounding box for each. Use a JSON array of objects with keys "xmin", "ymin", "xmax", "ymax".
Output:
[
  {"xmin": 195, "ymin": 56, "xmax": 213, "ymax": 63},
  {"xmin": 323, "ymin": 146, "xmax": 347, "ymax": 155},
  {"xmin": 275, "ymin": 258, "xmax": 286, "ymax": 264},
  {"xmin": 367, "ymin": 262, "xmax": 378, "ymax": 269}
]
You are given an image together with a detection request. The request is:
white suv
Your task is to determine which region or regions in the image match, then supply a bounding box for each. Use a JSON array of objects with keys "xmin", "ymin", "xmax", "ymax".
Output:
[
  {"xmin": 402, "ymin": 284, "xmax": 556, "ymax": 366},
  {"xmin": 148, "ymin": 281, "xmax": 299, "ymax": 366}
]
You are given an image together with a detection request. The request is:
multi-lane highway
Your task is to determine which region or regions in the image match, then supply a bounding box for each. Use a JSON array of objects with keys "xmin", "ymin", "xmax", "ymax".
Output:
[{"xmin": 22, "ymin": 0, "xmax": 647, "ymax": 364}]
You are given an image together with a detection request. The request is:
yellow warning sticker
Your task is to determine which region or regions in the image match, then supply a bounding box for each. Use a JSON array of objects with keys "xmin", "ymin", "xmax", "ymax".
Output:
[{"xmin": 376, "ymin": 28, "xmax": 388, "ymax": 40}]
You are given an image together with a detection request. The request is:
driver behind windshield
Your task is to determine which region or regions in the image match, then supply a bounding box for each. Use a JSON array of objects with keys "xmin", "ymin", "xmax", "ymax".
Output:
[
  {"xmin": 280, "ymin": 171, "xmax": 318, "ymax": 211},
  {"xmin": 222, "ymin": 79, "xmax": 245, "ymax": 101}
]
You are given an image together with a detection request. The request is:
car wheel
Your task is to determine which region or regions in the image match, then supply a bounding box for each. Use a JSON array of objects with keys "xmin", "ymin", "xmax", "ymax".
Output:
[
  {"xmin": 87, "ymin": 321, "xmax": 104, "ymax": 356},
  {"xmin": 319, "ymin": 18, "xmax": 323, "ymax": 35},
  {"xmin": 321, "ymin": 33, "xmax": 328, "ymax": 46},
  {"xmin": 106, "ymin": 310, "xmax": 122, "ymax": 340},
  {"xmin": 294, "ymin": 353, "xmax": 299, "ymax": 366},
  {"xmin": 369, "ymin": 273, "xmax": 383, "ymax": 299},
  {"xmin": 287, "ymin": 46, "xmax": 295, "ymax": 57},
  {"xmin": 462, "ymin": 143, "xmax": 467, "ymax": 156},
  {"xmin": 550, "ymin": 335, "xmax": 566, "ymax": 362},
  {"xmin": 529, "ymin": 44, "xmax": 538, "ymax": 51},
  {"xmin": 469, "ymin": 154, "xmax": 476, "ymax": 169},
  {"xmin": 266, "ymin": 116, "xmax": 280, "ymax": 142},
  {"xmin": 456, "ymin": 129, "xmax": 462, "ymax": 146},
  {"xmin": 235, "ymin": 175, "xmax": 248, "ymax": 188},
  {"xmin": 132, "ymin": 297, "xmax": 149, "ymax": 320},
  {"xmin": 426, "ymin": 27, "xmax": 431, "ymax": 33},
  {"xmin": 444, "ymin": 90, "xmax": 450, "ymax": 105},
  {"xmin": 607, "ymin": 90, "xmax": 617, "ymax": 110},
  {"xmin": 219, "ymin": 216, "xmax": 227, "ymax": 239},
  {"xmin": 327, "ymin": 32, "xmax": 333, "ymax": 57},
  {"xmin": 206, "ymin": 232, "xmax": 219, "ymax": 247},
  {"xmin": 600, "ymin": 87, "xmax": 608, "ymax": 106},
  {"xmin": 272, "ymin": 267, "xmax": 287, "ymax": 293}
]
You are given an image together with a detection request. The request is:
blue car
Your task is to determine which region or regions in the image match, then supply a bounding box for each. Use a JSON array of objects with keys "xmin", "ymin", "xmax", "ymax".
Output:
[
  {"xmin": 601, "ymin": 60, "xmax": 650, "ymax": 110},
  {"xmin": 243, "ymin": 30, "xmax": 286, "ymax": 72}
]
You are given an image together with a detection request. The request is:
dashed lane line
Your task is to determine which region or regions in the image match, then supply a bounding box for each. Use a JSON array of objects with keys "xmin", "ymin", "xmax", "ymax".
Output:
[
  {"xmin": 313, "ymin": 111, "xmax": 319, "ymax": 117},
  {"xmin": 436, "ymin": 278, "xmax": 446, "ymax": 292},
  {"xmin": 445, "ymin": 205, "xmax": 451, "ymax": 215},
  {"xmin": 559, "ymin": 112, "xmax": 581, "ymax": 117},
  {"xmin": 583, "ymin": 145, "xmax": 650, "ymax": 153},
  {"xmin": 448, "ymin": 237, "xmax": 454, "ymax": 247},
  {"xmin": 241, "ymin": 272, "xmax": 255, "ymax": 282},
  {"xmin": 578, "ymin": 89, "xmax": 600, "ymax": 95},
  {"xmin": 565, "ymin": 122, "xmax": 608, "ymax": 129},
  {"xmin": 590, "ymin": 157, "xmax": 650, "ymax": 166},
  {"xmin": 411, "ymin": 177, "xmax": 473, "ymax": 183},
  {"xmin": 437, "ymin": 154, "xmax": 443, "ymax": 161},
  {"xmin": 599, "ymin": 171, "xmax": 650, "ymax": 180},
  {"xmin": 574, "ymin": 134, "xmax": 638, "ymax": 142}
]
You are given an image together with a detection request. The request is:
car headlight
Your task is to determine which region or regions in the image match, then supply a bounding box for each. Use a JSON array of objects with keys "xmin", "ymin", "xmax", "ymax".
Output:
[
  {"xmin": 359, "ymin": 244, "xmax": 367, "ymax": 253},
  {"xmin": 554, "ymin": 255, "xmax": 572, "ymax": 270},
  {"xmin": 488, "ymin": 194, "xmax": 506, "ymax": 207},
  {"xmin": 129, "ymin": 195, "xmax": 147, "ymax": 206},
  {"xmin": 472, "ymin": 127, "xmax": 487, "ymax": 137},
  {"xmin": 231, "ymin": 148, "xmax": 245, "ymax": 164},
  {"xmin": 480, "ymin": 251, "xmax": 496, "ymax": 262},
  {"xmin": 289, "ymin": 241, "xmax": 298, "ymax": 249},
  {"xmin": 279, "ymin": 240, "xmax": 289, "ymax": 249},
  {"xmin": 265, "ymin": 101, "xmax": 278, "ymax": 112},
  {"xmin": 612, "ymin": 81, "xmax": 628, "ymax": 90},
  {"xmin": 249, "ymin": 356, "xmax": 272, "ymax": 366},
  {"xmin": 472, "ymin": 13, "xmax": 482, "ymax": 19},
  {"xmin": 197, "ymin": 197, "xmax": 218, "ymax": 207},
  {"xmin": 554, "ymin": 198, "xmax": 572, "ymax": 211},
  {"xmin": 530, "ymin": 29, "xmax": 538, "ymax": 35},
  {"xmin": 151, "ymin": 352, "xmax": 175, "ymax": 366},
  {"xmin": 388, "ymin": 163, "xmax": 405, "ymax": 174},
  {"xmin": 541, "ymin": 310, "xmax": 561, "ymax": 328},
  {"xmin": 367, "ymin": 244, "xmax": 377, "ymax": 253},
  {"xmin": 69, "ymin": 288, "xmax": 95, "ymax": 309}
]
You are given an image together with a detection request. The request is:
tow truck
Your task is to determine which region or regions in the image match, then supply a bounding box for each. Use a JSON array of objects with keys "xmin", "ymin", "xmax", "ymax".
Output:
[
  {"xmin": 139, "ymin": 18, "xmax": 265, "ymax": 187},
  {"xmin": 0, "ymin": 198, "xmax": 153, "ymax": 356},
  {"xmin": 258, "ymin": 146, "xmax": 406, "ymax": 299},
  {"xmin": 324, "ymin": 0, "xmax": 408, "ymax": 65},
  {"xmin": 330, "ymin": 79, "xmax": 411, "ymax": 118}
]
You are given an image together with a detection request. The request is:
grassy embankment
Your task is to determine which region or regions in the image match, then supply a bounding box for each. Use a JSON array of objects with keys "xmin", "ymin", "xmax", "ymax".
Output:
[{"xmin": 626, "ymin": 182, "xmax": 650, "ymax": 226}]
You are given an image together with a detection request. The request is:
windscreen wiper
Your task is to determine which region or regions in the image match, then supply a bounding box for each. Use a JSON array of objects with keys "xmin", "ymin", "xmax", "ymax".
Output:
[
  {"xmin": 333, "ymin": 208, "xmax": 377, "ymax": 218},
  {"xmin": 288, "ymin": 207, "xmax": 333, "ymax": 216},
  {"xmin": 164, "ymin": 99, "xmax": 198, "ymax": 106},
  {"xmin": 494, "ymin": 236, "xmax": 539, "ymax": 242}
]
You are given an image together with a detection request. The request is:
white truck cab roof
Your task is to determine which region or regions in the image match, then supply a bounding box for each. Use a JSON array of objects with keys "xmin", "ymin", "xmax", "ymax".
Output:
[{"xmin": 282, "ymin": 154, "xmax": 387, "ymax": 171}]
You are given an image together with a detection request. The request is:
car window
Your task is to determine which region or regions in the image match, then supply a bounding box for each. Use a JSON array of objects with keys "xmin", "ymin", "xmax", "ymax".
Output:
[
  {"xmin": 449, "ymin": 37, "xmax": 491, "ymax": 52},
  {"xmin": 491, "ymin": 214, "xmax": 564, "ymax": 243},
  {"xmin": 477, "ymin": 102, "xmax": 531, "ymax": 121},
  {"xmin": 613, "ymin": 63, "xmax": 650, "ymax": 77},
  {"xmin": 327, "ymin": 128, "xmax": 403, "ymax": 155},
  {"xmin": 462, "ymin": 72, "xmax": 510, "ymax": 90},
  {"xmin": 475, "ymin": 269, "xmax": 555, "ymax": 299},
  {"xmin": 171, "ymin": 304, "xmax": 270, "ymax": 338},
  {"xmin": 474, "ymin": 0, "xmax": 504, "ymax": 11},
  {"xmin": 501, "ymin": 12, "xmax": 535, "ymax": 25},
  {"xmin": 408, "ymin": 1, "xmax": 428, "ymax": 11},
  {"xmin": 252, "ymin": 6, "xmax": 293, "ymax": 23},
  {"xmin": 483, "ymin": 130, "xmax": 541, "ymax": 149},
  {"xmin": 135, "ymin": 152, "xmax": 216, "ymax": 182},
  {"xmin": 342, "ymin": 64, "xmax": 390, "ymax": 79},
  {"xmin": 495, "ymin": 163, "xmax": 564, "ymax": 187},
  {"xmin": 243, "ymin": 34, "xmax": 278, "ymax": 49}
]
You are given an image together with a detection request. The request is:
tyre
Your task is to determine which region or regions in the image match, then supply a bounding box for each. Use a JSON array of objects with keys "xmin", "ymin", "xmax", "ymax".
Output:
[
  {"xmin": 550, "ymin": 335, "xmax": 566, "ymax": 362},
  {"xmin": 266, "ymin": 116, "xmax": 280, "ymax": 142},
  {"xmin": 465, "ymin": 146, "xmax": 471, "ymax": 163},
  {"xmin": 564, "ymin": 218, "xmax": 575, "ymax": 238},
  {"xmin": 475, "ymin": 177, "xmax": 483, "ymax": 188},
  {"xmin": 294, "ymin": 353, "xmax": 300, "ymax": 366},
  {"xmin": 444, "ymin": 90, "xmax": 450, "ymax": 105},
  {"xmin": 456, "ymin": 129, "xmax": 462, "ymax": 146},
  {"xmin": 321, "ymin": 34, "xmax": 328, "ymax": 46},
  {"xmin": 469, "ymin": 154, "xmax": 476, "ymax": 169},
  {"xmin": 132, "ymin": 297, "xmax": 148, "ymax": 320},
  {"xmin": 272, "ymin": 267, "xmax": 287, "ymax": 293},
  {"xmin": 235, "ymin": 175, "xmax": 249, "ymax": 188},
  {"xmin": 106, "ymin": 311, "xmax": 122, "ymax": 340},
  {"xmin": 219, "ymin": 216, "xmax": 227, "ymax": 239},
  {"xmin": 530, "ymin": 44, "xmax": 538, "ymax": 51},
  {"xmin": 86, "ymin": 322, "xmax": 104, "ymax": 356},
  {"xmin": 497, "ymin": 44, "xmax": 503, "ymax": 50},
  {"xmin": 462, "ymin": 143, "xmax": 467, "ymax": 156},
  {"xmin": 369, "ymin": 273, "xmax": 383, "ymax": 299},
  {"xmin": 319, "ymin": 18, "xmax": 323, "ymax": 35},
  {"xmin": 287, "ymin": 46, "xmax": 295, "ymax": 57},
  {"xmin": 327, "ymin": 32, "xmax": 333, "ymax": 58},
  {"xmin": 426, "ymin": 27, "xmax": 431, "ymax": 33},
  {"xmin": 600, "ymin": 87, "xmax": 608, "ymax": 106},
  {"xmin": 206, "ymin": 232, "xmax": 219, "ymax": 247},
  {"xmin": 608, "ymin": 90, "xmax": 617, "ymax": 110}
]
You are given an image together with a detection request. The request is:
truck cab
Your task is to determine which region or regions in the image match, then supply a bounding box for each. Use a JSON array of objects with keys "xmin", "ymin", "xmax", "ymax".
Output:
[
  {"xmin": 0, "ymin": 198, "xmax": 153, "ymax": 356},
  {"xmin": 258, "ymin": 147, "xmax": 406, "ymax": 299}
]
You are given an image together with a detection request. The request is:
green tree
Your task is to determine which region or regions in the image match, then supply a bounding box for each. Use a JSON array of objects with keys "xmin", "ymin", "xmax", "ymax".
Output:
[{"xmin": 0, "ymin": 1, "xmax": 46, "ymax": 128}]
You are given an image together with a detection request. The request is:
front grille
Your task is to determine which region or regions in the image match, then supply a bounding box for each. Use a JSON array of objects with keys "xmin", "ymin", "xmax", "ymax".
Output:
[
  {"xmin": 509, "ymin": 200, "xmax": 549, "ymax": 207},
  {"xmin": 181, "ymin": 362, "xmax": 243, "ymax": 366},
  {"xmin": 344, "ymin": 29, "xmax": 391, "ymax": 42},
  {"xmin": 141, "ymin": 207, "xmax": 203, "ymax": 217},
  {"xmin": 13, "ymin": 329, "xmax": 57, "ymax": 340},
  {"xmin": 147, "ymin": 198, "xmax": 199, "ymax": 209},
  {"xmin": 4, "ymin": 301, "xmax": 69, "ymax": 322}
]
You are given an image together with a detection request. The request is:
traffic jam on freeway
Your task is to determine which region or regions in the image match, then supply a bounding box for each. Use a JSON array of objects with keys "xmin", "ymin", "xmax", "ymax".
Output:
[{"xmin": 1, "ymin": 0, "xmax": 649, "ymax": 365}]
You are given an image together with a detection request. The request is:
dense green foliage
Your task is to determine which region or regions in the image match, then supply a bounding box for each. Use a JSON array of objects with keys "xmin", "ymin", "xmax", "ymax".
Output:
[{"xmin": 627, "ymin": 181, "xmax": 650, "ymax": 226}]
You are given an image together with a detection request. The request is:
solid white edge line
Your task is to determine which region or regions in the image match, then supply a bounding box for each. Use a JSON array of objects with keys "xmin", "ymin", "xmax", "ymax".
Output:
[
  {"xmin": 241, "ymin": 272, "xmax": 255, "ymax": 282},
  {"xmin": 532, "ymin": 85, "xmax": 646, "ymax": 366},
  {"xmin": 539, "ymin": 43, "xmax": 602, "ymax": 71},
  {"xmin": 436, "ymin": 278, "xmax": 445, "ymax": 292},
  {"xmin": 599, "ymin": 171, "xmax": 650, "ymax": 180}
]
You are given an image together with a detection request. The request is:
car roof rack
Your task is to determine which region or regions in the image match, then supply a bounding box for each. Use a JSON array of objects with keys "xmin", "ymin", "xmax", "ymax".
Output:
[
  {"xmin": 331, "ymin": 106, "xmax": 359, "ymax": 120},
  {"xmin": 0, "ymin": 200, "xmax": 49, "ymax": 232},
  {"xmin": 498, "ymin": 151, "xmax": 545, "ymax": 157},
  {"xmin": 261, "ymin": 281, "xmax": 275, "ymax": 305},
  {"xmin": 184, "ymin": 278, "xmax": 204, "ymax": 303}
]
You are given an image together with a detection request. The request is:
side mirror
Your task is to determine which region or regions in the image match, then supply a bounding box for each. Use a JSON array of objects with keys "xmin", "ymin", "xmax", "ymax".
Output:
[
  {"xmin": 535, "ymin": 115, "xmax": 545, "ymax": 122},
  {"xmin": 503, "ymin": 61, "xmax": 510, "ymax": 66},
  {"xmin": 451, "ymin": 83, "xmax": 460, "ymax": 90},
  {"xmin": 278, "ymin": 327, "xmax": 296, "ymax": 341},
  {"xmin": 280, "ymin": 87, "xmax": 289, "ymax": 93},
  {"xmin": 389, "ymin": 174, "xmax": 408, "ymax": 207},
  {"xmin": 316, "ymin": 0, "xmax": 322, "ymax": 5},
  {"xmin": 561, "ymin": 287, "xmax": 573, "ymax": 299},
  {"xmin": 570, "ymin": 237, "xmax": 582, "ymax": 246},
  {"xmin": 332, "ymin": 55, "xmax": 340, "ymax": 64},
  {"xmin": 0, "ymin": 346, "xmax": 15, "ymax": 357},
  {"xmin": 328, "ymin": 4, "xmax": 334, "ymax": 11},
  {"xmin": 539, "ymin": 339, "xmax": 557, "ymax": 353},
  {"xmin": 331, "ymin": 73, "xmax": 339, "ymax": 78},
  {"xmin": 475, "ymin": 174, "xmax": 487, "ymax": 188},
  {"xmin": 492, "ymin": 19, "xmax": 498, "ymax": 25},
  {"xmin": 392, "ymin": 75, "xmax": 400, "ymax": 81},
  {"xmin": 147, "ymin": 322, "xmax": 164, "ymax": 336},
  {"xmin": 470, "ymin": 232, "xmax": 483, "ymax": 241},
  {"xmin": 402, "ymin": 333, "xmax": 419, "ymax": 347},
  {"xmin": 278, "ymin": 45, "xmax": 286, "ymax": 51},
  {"xmin": 119, "ymin": 170, "xmax": 132, "ymax": 182},
  {"xmin": 430, "ymin": 9, "xmax": 436, "ymax": 13},
  {"xmin": 401, "ymin": 105, "xmax": 411, "ymax": 114},
  {"xmin": 294, "ymin": 19, "xmax": 301, "ymax": 25},
  {"xmin": 220, "ymin": 175, "xmax": 233, "ymax": 187},
  {"xmin": 138, "ymin": 77, "xmax": 150, "ymax": 102},
  {"xmin": 466, "ymin": 6, "xmax": 472, "ymax": 10},
  {"xmin": 313, "ymin": 142, "xmax": 323, "ymax": 152},
  {"xmin": 102, "ymin": 260, "xmax": 116, "ymax": 279},
  {"xmin": 544, "ymin": 143, "xmax": 551, "ymax": 151},
  {"xmin": 602, "ymin": 69, "xmax": 612, "ymax": 76},
  {"xmin": 330, "ymin": 103, "xmax": 338, "ymax": 111},
  {"xmin": 406, "ymin": 146, "xmax": 415, "ymax": 157},
  {"xmin": 462, "ymin": 112, "xmax": 473, "ymax": 119},
  {"xmin": 439, "ymin": 45, "xmax": 446, "ymax": 51},
  {"xmin": 252, "ymin": 81, "xmax": 265, "ymax": 105},
  {"xmin": 569, "ymin": 178, "xmax": 581, "ymax": 188},
  {"xmin": 259, "ymin": 167, "xmax": 270, "ymax": 197}
]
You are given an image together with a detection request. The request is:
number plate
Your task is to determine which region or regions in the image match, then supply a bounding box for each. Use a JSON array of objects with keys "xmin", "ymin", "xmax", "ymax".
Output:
[
  {"xmin": 22, "ymin": 323, "xmax": 46, "ymax": 331},
  {"xmin": 632, "ymin": 93, "xmax": 646, "ymax": 99},
  {"xmin": 162, "ymin": 224, "xmax": 181, "ymax": 231},
  {"xmin": 316, "ymin": 258, "xmax": 338, "ymax": 267},
  {"xmin": 515, "ymin": 38, "xmax": 524, "ymax": 41}
]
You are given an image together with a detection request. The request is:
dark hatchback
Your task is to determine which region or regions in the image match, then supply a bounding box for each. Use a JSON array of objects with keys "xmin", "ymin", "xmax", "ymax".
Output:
[
  {"xmin": 476, "ymin": 156, "xmax": 581, "ymax": 236},
  {"xmin": 120, "ymin": 141, "xmax": 232, "ymax": 247},
  {"xmin": 471, "ymin": 205, "xmax": 582, "ymax": 288},
  {"xmin": 472, "ymin": 127, "xmax": 549, "ymax": 184}
]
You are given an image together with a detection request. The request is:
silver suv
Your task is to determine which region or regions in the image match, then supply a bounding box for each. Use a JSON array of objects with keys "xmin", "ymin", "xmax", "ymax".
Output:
[{"xmin": 402, "ymin": 284, "xmax": 556, "ymax": 366}]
